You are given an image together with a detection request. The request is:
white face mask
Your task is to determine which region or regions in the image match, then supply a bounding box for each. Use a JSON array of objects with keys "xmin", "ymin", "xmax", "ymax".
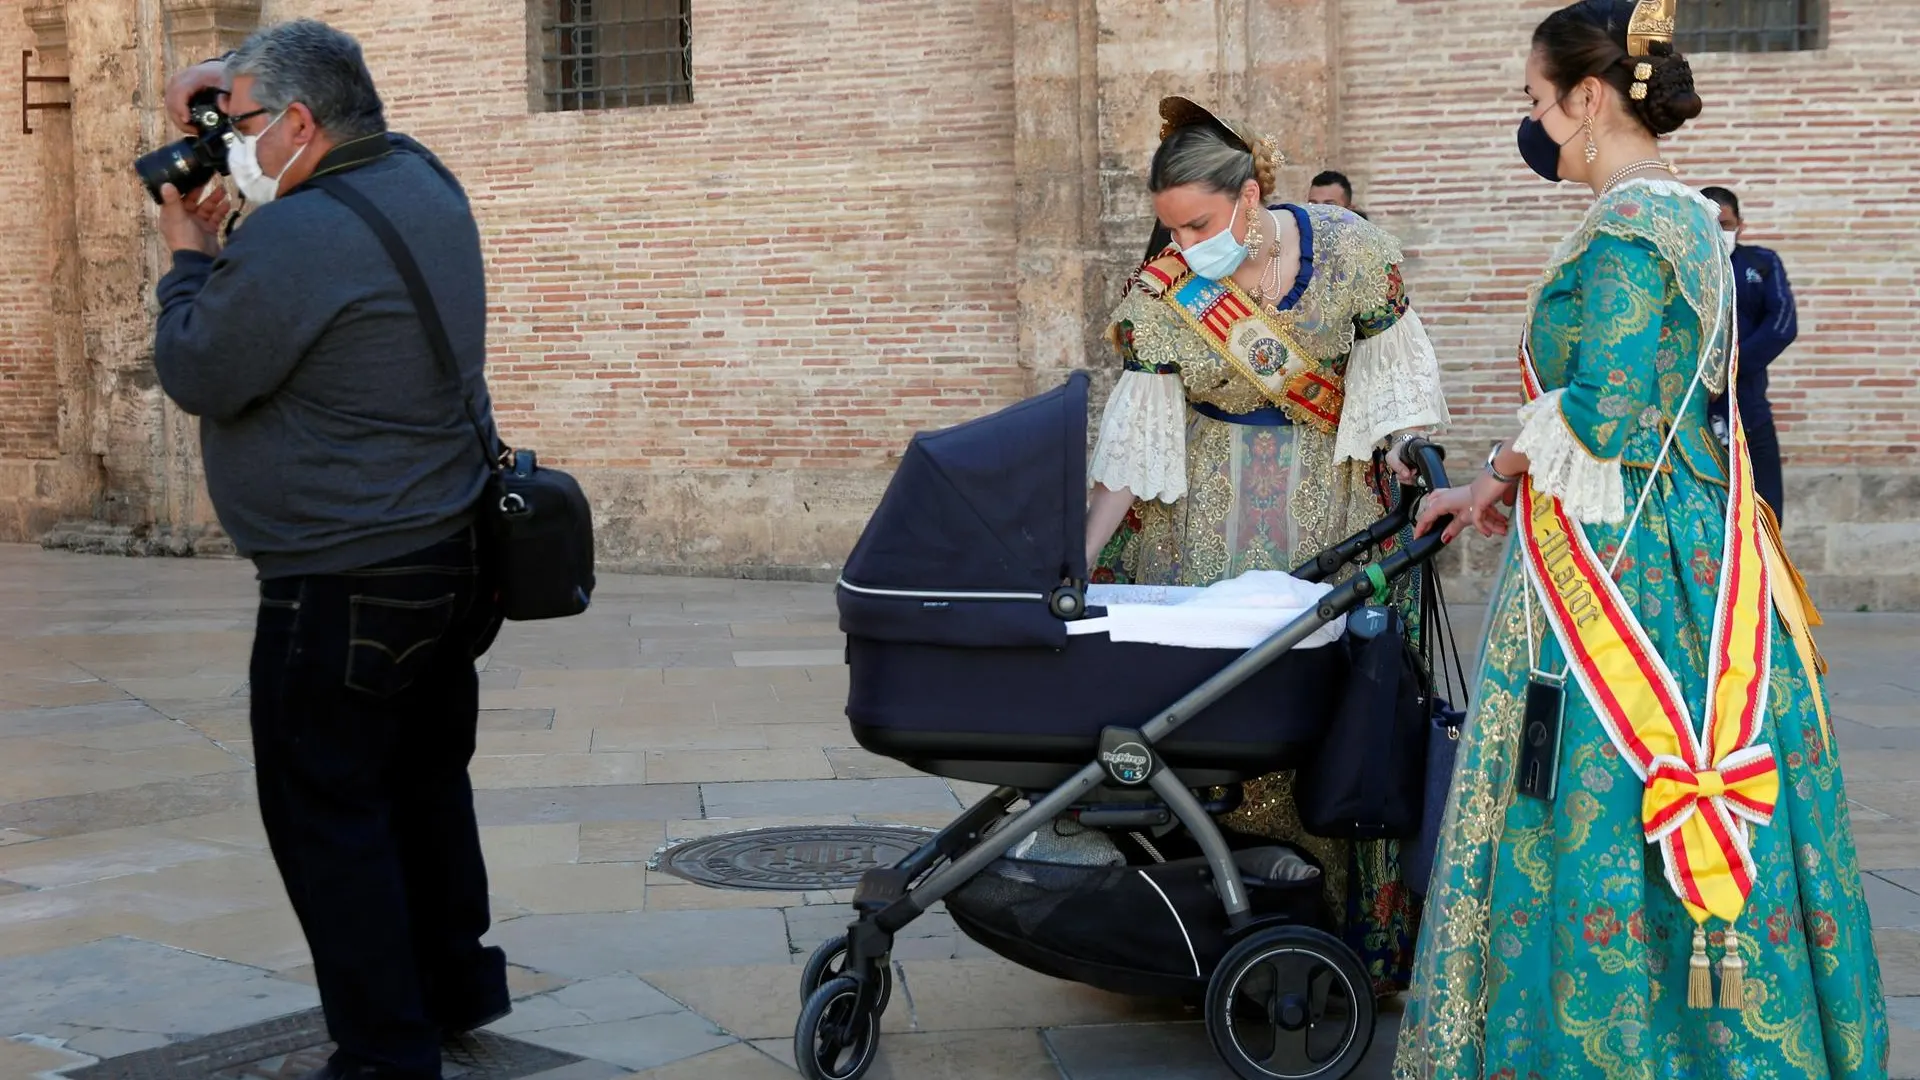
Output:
[
  {"xmin": 1721, "ymin": 228, "xmax": 1739, "ymax": 255},
  {"xmin": 229, "ymin": 110, "xmax": 307, "ymax": 206},
  {"xmin": 1179, "ymin": 204, "xmax": 1251, "ymax": 281}
]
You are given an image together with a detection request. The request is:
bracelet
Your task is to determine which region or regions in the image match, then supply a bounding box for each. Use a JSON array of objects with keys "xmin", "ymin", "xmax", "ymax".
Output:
[{"xmin": 1484, "ymin": 440, "xmax": 1521, "ymax": 485}]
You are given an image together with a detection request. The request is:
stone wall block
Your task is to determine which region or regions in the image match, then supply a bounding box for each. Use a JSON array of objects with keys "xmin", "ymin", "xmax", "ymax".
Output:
[
  {"xmin": 1856, "ymin": 472, "xmax": 1920, "ymax": 525},
  {"xmin": 1805, "ymin": 574, "xmax": 1877, "ymax": 615},
  {"xmin": 1825, "ymin": 523, "xmax": 1914, "ymax": 577},
  {"xmin": 1872, "ymin": 576, "xmax": 1920, "ymax": 614},
  {"xmin": 1792, "ymin": 469, "xmax": 1863, "ymax": 524},
  {"xmin": 1781, "ymin": 523, "xmax": 1830, "ymax": 573}
]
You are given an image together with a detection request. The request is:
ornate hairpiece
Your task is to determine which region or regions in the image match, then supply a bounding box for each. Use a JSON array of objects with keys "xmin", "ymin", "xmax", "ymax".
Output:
[
  {"xmin": 1627, "ymin": 0, "xmax": 1676, "ymax": 57},
  {"xmin": 1158, "ymin": 95, "xmax": 1284, "ymax": 165}
]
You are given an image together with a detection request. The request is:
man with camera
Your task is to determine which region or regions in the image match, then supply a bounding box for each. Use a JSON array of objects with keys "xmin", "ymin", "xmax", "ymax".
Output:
[{"xmin": 151, "ymin": 19, "xmax": 510, "ymax": 1080}]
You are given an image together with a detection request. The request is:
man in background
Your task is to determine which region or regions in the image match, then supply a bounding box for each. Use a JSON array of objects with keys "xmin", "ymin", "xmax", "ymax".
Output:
[
  {"xmin": 1702, "ymin": 185, "xmax": 1797, "ymax": 517},
  {"xmin": 1307, "ymin": 170, "xmax": 1368, "ymax": 219}
]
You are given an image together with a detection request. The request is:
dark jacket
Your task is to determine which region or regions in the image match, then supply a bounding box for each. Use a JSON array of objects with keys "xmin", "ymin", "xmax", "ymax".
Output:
[
  {"xmin": 1713, "ymin": 243, "xmax": 1797, "ymax": 429},
  {"xmin": 153, "ymin": 132, "xmax": 496, "ymax": 579}
]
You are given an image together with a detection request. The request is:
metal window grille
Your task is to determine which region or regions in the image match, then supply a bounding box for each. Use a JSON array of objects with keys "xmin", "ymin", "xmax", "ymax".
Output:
[
  {"xmin": 1676, "ymin": 0, "xmax": 1824, "ymax": 53},
  {"xmin": 545, "ymin": 0, "xmax": 692, "ymax": 111}
]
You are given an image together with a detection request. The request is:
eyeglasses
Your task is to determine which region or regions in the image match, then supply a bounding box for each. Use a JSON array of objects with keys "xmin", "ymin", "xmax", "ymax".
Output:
[{"xmin": 227, "ymin": 106, "xmax": 271, "ymax": 132}]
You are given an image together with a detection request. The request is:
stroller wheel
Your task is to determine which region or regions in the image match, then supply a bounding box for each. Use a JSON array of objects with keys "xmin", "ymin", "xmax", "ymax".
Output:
[
  {"xmin": 795, "ymin": 976, "xmax": 882, "ymax": 1080},
  {"xmin": 1205, "ymin": 925, "xmax": 1375, "ymax": 1080},
  {"xmin": 799, "ymin": 934, "xmax": 893, "ymax": 1017}
]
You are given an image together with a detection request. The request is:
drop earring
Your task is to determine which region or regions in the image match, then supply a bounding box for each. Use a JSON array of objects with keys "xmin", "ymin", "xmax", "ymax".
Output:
[{"xmin": 1583, "ymin": 114, "xmax": 1598, "ymax": 164}]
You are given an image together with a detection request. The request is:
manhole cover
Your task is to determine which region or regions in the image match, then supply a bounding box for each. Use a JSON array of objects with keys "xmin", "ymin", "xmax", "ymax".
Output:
[
  {"xmin": 61, "ymin": 1008, "xmax": 581, "ymax": 1079},
  {"xmin": 655, "ymin": 825, "xmax": 932, "ymax": 891}
]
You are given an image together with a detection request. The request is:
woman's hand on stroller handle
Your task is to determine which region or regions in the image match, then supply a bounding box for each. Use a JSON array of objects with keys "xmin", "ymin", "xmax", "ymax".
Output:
[
  {"xmin": 1416, "ymin": 472, "xmax": 1515, "ymax": 543},
  {"xmin": 1395, "ymin": 436, "xmax": 1450, "ymax": 494}
]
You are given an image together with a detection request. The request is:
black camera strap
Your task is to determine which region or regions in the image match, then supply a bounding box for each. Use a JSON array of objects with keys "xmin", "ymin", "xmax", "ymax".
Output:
[{"xmin": 308, "ymin": 175, "xmax": 500, "ymax": 470}]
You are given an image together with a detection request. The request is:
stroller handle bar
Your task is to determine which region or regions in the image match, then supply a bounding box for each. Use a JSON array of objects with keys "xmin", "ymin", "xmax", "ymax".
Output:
[
  {"xmin": 1137, "ymin": 437, "xmax": 1452, "ymax": 747},
  {"xmin": 1294, "ymin": 436, "xmax": 1452, "ymax": 585}
]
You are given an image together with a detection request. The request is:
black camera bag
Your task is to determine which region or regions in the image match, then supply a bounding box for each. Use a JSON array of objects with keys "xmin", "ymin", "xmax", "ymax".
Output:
[{"xmin": 312, "ymin": 176, "xmax": 595, "ymax": 622}]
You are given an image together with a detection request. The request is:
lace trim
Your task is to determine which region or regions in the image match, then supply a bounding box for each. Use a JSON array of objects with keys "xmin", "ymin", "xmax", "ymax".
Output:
[
  {"xmin": 1332, "ymin": 311, "xmax": 1451, "ymax": 463},
  {"xmin": 1090, "ymin": 370, "xmax": 1187, "ymax": 502},
  {"xmin": 1513, "ymin": 389, "xmax": 1626, "ymax": 524}
]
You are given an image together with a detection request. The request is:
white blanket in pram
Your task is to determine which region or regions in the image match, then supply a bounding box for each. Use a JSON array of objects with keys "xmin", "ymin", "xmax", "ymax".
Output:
[{"xmin": 1069, "ymin": 571, "xmax": 1345, "ymax": 651}]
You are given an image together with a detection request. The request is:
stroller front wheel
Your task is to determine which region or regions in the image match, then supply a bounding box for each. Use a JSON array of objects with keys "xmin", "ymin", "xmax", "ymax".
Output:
[
  {"xmin": 799, "ymin": 934, "xmax": 893, "ymax": 1017},
  {"xmin": 796, "ymin": 976, "xmax": 883, "ymax": 1080},
  {"xmin": 1205, "ymin": 925, "xmax": 1375, "ymax": 1080}
]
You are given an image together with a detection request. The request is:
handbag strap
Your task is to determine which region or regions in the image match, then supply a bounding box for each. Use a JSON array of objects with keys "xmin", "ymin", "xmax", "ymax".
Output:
[
  {"xmin": 1420, "ymin": 564, "xmax": 1470, "ymax": 712},
  {"xmin": 309, "ymin": 175, "xmax": 499, "ymax": 469}
]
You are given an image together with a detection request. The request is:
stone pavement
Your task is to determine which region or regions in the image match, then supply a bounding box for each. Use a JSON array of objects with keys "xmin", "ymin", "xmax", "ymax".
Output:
[{"xmin": 0, "ymin": 542, "xmax": 1916, "ymax": 1079}]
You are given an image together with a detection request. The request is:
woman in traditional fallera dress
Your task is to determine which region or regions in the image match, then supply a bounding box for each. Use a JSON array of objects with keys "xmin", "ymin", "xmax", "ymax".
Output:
[
  {"xmin": 1395, "ymin": 2, "xmax": 1887, "ymax": 1076},
  {"xmin": 1083, "ymin": 96, "xmax": 1450, "ymax": 995}
]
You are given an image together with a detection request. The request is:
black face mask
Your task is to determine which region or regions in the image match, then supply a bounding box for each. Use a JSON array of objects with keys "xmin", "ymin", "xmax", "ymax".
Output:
[{"xmin": 1517, "ymin": 105, "xmax": 1574, "ymax": 183}]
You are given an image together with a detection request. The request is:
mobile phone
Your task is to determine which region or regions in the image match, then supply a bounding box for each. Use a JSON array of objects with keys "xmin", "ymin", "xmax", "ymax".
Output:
[{"xmin": 1515, "ymin": 680, "xmax": 1565, "ymax": 802}]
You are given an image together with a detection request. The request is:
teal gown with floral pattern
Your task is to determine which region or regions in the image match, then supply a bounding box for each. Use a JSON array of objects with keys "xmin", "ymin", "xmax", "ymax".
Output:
[{"xmin": 1394, "ymin": 182, "xmax": 1888, "ymax": 1079}]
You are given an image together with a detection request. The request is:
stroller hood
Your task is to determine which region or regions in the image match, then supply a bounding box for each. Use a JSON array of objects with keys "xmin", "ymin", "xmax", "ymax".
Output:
[{"xmin": 839, "ymin": 371, "xmax": 1090, "ymax": 648}]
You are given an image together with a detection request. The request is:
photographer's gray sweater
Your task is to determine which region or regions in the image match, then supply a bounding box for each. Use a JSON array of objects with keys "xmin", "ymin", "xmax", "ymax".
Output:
[{"xmin": 154, "ymin": 133, "xmax": 496, "ymax": 579}]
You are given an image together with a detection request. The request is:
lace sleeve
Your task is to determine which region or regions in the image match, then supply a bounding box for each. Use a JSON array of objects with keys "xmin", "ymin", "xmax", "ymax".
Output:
[
  {"xmin": 1090, "ymin": 370, "xmax": 1187, "ymax": 503},
  {"xmin": 1513, "ymin": 389, "xmax": 1626, "ymax": 524},
  {"xmin": 1333, "ymin": 310, "xmax": 1451, "ymax": 463}
]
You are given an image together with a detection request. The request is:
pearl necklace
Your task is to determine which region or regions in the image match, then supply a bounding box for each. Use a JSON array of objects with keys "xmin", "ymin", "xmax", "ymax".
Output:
[{"xmin": 1602, "ymin": 159, "xmax": 1679, "ymax": 194}]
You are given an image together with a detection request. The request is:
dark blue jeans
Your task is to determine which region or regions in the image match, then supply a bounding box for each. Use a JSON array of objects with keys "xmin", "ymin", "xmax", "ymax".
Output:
[
  {"xmin": 251, "ymin": 529, "xmax": 506, "ymax": 1078},
  {"xmin": 1746, "ymin": 419, "xmax": 1785, "ymax": 521}
]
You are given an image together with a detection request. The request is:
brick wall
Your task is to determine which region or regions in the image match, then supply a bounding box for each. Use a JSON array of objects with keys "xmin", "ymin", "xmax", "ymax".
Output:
[
  {"xmin": 0, "ymin": 18, "xmax": 59, "ymax": 462},
  {"xmin": 1333, "ymin": 0, "xmax": 1920, "ymax": 608},
  {"xmin": 6, "ymin": 0, "xmax": 1916, "ymax": 600},
  {"xmin": 253, "ymin": 0, "xmax": 1023, "ymax": 571}
]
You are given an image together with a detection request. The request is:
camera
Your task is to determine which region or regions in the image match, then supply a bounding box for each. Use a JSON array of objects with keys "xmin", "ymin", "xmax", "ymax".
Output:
[{"xmin": 134, "ymin": 87, "xmax": 237, "ymax": 205}]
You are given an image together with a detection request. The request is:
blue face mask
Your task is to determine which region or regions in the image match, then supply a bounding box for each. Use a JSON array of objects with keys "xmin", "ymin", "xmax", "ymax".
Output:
[{"xmin": 1179, "ymin": 204, "xmax": 1249, "ymax": 281}]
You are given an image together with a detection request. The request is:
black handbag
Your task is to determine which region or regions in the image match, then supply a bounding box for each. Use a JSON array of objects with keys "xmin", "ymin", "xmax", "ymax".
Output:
[
  {"xmin": 1295, "ymin": 604, "xmax": 1428, "ymax": 839},
  {"xmin": 312, "ymin": 176, "xmax": 595, "ymax": 621},
  {"xmin": 1403, "ymin": 566, "xmax": 1470, "ymax": 896}
]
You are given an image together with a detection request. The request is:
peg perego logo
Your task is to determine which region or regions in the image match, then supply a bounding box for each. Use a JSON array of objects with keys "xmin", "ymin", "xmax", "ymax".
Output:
[{"xmin": 1100, "ymin": 742, "xmax": 1152, "ymax": 785}]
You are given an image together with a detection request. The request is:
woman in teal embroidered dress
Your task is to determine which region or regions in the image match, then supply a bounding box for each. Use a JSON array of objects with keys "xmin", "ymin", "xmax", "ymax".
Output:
[{"xmin": 1395, "ymin": 4, "xmax": 1887, "ymax": 1078}]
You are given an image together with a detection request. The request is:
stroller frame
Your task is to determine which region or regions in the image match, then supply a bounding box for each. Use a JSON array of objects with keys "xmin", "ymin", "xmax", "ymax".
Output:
[{"xmin": 795, "ymin": 440, "xmax": 1456, "ymax": 1080}]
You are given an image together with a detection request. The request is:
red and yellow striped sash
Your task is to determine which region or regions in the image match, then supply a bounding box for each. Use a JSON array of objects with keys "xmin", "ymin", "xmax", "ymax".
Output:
[{"xmin": 1516, "ymin": 334, "xmax": 1777, "ymax": 925}]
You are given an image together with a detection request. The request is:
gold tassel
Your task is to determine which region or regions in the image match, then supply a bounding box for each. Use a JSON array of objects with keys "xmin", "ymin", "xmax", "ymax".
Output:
[
  {"xmin": 1688, "ymin": 926, "xmax": 1714, "ymax": 1008},
  {"xmin": 1720, "ymin": 928, "xmax": 1746, "ymax": 1010}
]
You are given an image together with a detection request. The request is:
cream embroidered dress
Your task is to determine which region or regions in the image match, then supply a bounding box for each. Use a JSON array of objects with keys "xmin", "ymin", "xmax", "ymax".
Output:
[
  {"xmin": 1090, "ymin": 202, "xmax": 1449, "ymax": 992},
  {"xmin": 1393, "ymin": 180, "xmax": 1887, "ymax": 1078}
]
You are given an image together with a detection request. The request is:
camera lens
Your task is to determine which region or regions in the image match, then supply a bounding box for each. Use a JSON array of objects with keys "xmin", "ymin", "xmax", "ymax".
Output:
[
  {"xmin": 134, "ymin": 138, "xmax": 219, "ymax": 206},
  {"xmin": 133, "ymin": 87, "xmax": 232, "ymax": 206}
]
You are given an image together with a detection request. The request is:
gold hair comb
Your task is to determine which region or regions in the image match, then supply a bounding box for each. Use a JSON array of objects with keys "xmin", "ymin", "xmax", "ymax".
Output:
[{"xmin": 1627, "ymin": 0, "xmax": 1676, "ymax": 57}]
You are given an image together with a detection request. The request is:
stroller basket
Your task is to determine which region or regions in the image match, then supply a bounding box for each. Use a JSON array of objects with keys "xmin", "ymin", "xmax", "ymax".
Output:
[{"xmin": 945, "ymin": 845, "xmax": 1329, "ymax": 1000}]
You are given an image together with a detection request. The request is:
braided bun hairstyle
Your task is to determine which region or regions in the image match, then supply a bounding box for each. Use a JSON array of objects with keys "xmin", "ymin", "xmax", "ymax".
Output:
[
  {"xmin": 1149, "ymin": 124, "xmax": 1275, "ymax": 201},
  {"xmin": 1534, "ymin": 0, "xmax": 1703, "ymax": 136},
  {"xmin": 1249, "ymin": 138, "xmax": 1278, "ymax": 200}
]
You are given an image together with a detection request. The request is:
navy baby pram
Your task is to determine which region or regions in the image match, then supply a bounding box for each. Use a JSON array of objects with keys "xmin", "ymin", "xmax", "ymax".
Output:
[{"xmin": 794, "ymin": 371, "xmax": 1457, "ymax": 1080}]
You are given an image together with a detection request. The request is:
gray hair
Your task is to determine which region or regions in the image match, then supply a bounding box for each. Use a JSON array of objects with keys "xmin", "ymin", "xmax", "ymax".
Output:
[
  {"xmin": 229, "ymin": 19, "xmax": 386, "ymax": 141},
  {"xmin": 1149, "ymin": 126, "xmax": 1257, "ymax": 197}
]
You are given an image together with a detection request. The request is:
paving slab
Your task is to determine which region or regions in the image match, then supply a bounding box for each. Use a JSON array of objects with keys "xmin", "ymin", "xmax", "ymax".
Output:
[
  {"xmin": 698, "ymin": 778, "xmax": 963, "ymax": 819},
  {"xmin": 512, "ymin": 1011, "xmax": 735, "ymax": 1071},
  {"xmin": 473, "ymin": 783, "xmax": 702, "ymax": 826},
  {"xmin": 0, "ymin": 936, "xmax": 315, "ymax": 1040},
  {"xmin": 0, "ymin": 546, "xmax": 1913, "ymax": 1080},
  {"xmin": 0, "ymin": 769, "xmax": 255, "ymax": 839},
  {"xmin": 489, "ymin": 909, "xmax": 793, "ymax": 978}
]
